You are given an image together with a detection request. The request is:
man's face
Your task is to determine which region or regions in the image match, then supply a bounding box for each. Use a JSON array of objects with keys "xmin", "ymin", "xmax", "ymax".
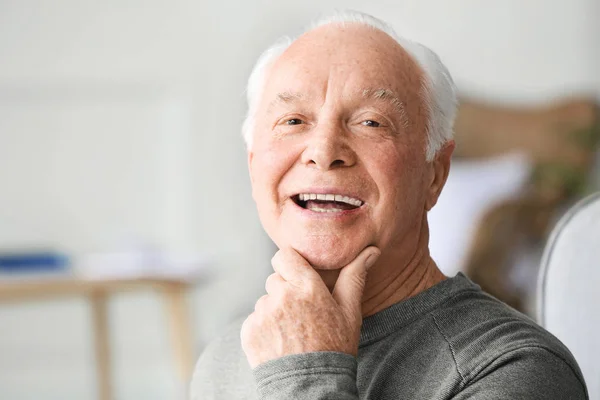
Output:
[{"xmin": 248, "ymin": 24, "xmax": 440, "ymax": 270}]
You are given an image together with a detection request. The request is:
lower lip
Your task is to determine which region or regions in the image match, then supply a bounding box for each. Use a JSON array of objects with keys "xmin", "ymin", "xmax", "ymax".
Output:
[{"xmin": 291, "ymin": 199, "xmax": 366, "ymax": 219}]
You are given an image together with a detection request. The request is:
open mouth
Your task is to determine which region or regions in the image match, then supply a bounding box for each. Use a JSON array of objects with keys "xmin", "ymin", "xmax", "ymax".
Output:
[{"xmin": 292, "ymin": 193, "xmax": 364, "ymax": 213}]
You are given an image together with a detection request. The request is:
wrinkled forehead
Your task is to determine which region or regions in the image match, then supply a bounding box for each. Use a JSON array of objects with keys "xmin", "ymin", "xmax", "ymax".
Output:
[{"xmin": 262, "ymin": 24, "xmax": 426, "ymax": 122}]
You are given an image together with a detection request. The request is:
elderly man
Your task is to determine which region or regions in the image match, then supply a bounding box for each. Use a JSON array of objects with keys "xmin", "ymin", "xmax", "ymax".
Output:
[{"xmin": 191, "ymin": 11, "xmax": 587, "ymax": 400}]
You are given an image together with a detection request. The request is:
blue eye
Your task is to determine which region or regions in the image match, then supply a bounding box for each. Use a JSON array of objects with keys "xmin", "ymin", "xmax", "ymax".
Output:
[
  {"xmin": 362, "ymin": 120, "xmax": 381, "ymax": 128},
  {"xmin": 286, "ymin": 118, "xmax": 304, "ymax": 125}
]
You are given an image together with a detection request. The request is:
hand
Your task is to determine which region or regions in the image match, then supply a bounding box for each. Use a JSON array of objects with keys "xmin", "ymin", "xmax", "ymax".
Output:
[{"xmin": 241, "ymin": 246, "xmax": 380, "ymax": 368}]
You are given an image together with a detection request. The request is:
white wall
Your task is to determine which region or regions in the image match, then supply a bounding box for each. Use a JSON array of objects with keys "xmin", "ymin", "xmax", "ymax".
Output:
[{"xmin": 0, "ymin": 0, "xmax": 598, "ymax": 398}]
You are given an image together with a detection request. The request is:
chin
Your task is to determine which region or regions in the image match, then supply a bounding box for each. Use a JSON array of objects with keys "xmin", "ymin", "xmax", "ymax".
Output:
[{"xmin": 289, "ymin": 235, "xmax": 364, "ymax": 270}]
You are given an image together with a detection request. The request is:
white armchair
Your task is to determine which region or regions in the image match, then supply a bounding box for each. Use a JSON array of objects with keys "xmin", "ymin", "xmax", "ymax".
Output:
[{"xmin": 537, "ymin": 191, "xmax": 600, "ymax": 399}]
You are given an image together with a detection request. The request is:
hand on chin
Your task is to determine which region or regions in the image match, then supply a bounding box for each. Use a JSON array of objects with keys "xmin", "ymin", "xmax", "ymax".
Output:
[
  {"xmin": 241, "ymin": 245, "xmax": 381, "ymax": 368},
  {"xmin": 296, "ymin": 246, "xmax": 360, "ymax": 271},
  {"xmin": 291, "ymin": 246, "xmax": 364, "ymax": 291}
]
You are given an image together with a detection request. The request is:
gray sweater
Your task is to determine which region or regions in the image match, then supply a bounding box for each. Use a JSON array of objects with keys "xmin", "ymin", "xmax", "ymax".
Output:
[{"xmin": 190, "ymin": 273, "xmax": 587, "ymax": 399}]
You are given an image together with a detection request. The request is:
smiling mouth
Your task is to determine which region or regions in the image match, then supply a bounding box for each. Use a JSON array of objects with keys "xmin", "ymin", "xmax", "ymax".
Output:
[{"xmin": 292, "ymin": 193, "xmax": 364, "ymax": 213}]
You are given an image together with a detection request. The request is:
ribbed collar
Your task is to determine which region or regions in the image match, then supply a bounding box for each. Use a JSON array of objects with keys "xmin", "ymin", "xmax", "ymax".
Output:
[{"xmin": 359, "ymin": 273, "xmax": 479, "ymax": 346}]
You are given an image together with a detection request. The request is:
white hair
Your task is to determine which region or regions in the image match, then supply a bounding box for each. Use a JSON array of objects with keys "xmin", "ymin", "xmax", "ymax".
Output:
[{"xmin": 242, "ymin": 10, "xmax": 457, "ymax": 161}]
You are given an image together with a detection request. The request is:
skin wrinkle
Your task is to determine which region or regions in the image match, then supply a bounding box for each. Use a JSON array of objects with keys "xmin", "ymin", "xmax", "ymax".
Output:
[
  {"xmin": 248, "ymin": 23, "xmax": 454, "ymax": 321},
  {"xmin": 269, "ymin": 88, "xmax": 409, "ymax": 130},
  {"xmin": 267, "ymin": 91, "xmax": 309, "ymax": 115},
  {"xmin": 240, "ymin": 21, "xmax": 458, "ymax": 371},
  {"xmin": 361, "ymin": 88, "xmax": 410, "ymax": 129},
  {"xmin": 361, "ymin": 214, "xmax": 437, "ymax": 316}
]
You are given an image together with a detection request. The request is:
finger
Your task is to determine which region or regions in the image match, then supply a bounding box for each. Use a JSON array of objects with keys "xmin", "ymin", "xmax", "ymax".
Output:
[
  {"xmin": 271, "ymin": 249, "xmax": 320, "ymax": 286},
  {"xmin": 240, "ymin": 313, "xmax": 255, "ymax": 353},
  {"xmin": 254, "ymin": 294, "xmax": 269, "ymax": 312},
  {"xmin": 332, "ymin": 246, "xmax": 380, "ymax": 323},
  {"xmin": 265, "ymin": 272, "xmax": 285, "ymax": 295}
]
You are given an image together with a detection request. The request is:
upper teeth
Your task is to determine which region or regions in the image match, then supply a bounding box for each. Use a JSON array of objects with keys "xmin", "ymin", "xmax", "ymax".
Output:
[{"xmin": 298, "ymin": 193, "xmax": 363, "ymax": 207}]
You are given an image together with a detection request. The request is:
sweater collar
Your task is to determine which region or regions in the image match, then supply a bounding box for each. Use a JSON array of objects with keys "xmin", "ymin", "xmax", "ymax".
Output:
[{"xmin": 359, "ymin": 273, "xmax": 479, "ymax": 346}]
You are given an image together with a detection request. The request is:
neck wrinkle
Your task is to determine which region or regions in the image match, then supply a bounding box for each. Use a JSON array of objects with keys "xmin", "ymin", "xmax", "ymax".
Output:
[{"xmin": 361, "ymin": 215, "xmax": 444, "ymax": 317}]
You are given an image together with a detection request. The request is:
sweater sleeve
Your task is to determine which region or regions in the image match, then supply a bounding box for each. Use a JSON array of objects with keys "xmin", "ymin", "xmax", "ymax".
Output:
[
  {"xmin": 252, "ymin": 352, "xmax": 359, "ymax": 400},
  {"xmin": 452, "ymin": 346, "xmax": 588, "ymax": 400}
]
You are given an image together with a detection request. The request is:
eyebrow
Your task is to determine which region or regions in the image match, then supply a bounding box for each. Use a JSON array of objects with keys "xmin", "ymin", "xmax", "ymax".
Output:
[
  {"xmin": 361, "ymin": 88, "xmax": 409, "ymax": 128},
  {"xmin": 267, "ymin": 91, "xmax": 307, "ymax": 113}
]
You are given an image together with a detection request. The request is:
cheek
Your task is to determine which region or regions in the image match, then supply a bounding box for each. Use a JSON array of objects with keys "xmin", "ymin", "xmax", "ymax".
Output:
[
  {"xmin": 251, "ymin": 143, "xmax": 301, "ymax": 229},
  {"xmin": 252, "ymin": 143, "xmax": 294, "ymax": 191},
  {"xmin": 368, "ymin": 145, "xmax": 427, "ymax": 234}
]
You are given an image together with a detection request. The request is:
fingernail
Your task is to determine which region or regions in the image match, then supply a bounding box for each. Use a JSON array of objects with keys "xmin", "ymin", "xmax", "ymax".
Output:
[{"xmin": 365, "ymin": 252, "xmax": 379, "ymax": 270}]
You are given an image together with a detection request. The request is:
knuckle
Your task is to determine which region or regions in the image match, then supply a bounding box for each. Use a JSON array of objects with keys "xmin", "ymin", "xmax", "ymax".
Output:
[
  {"xmin": 279, "ymin": 248, "xmax": 293, "ymax": 257},
  {"xmin": 301, "ymin": 279, "xmax": 320, "ymax": 297},
  {"xmin": 240, "ymin": 314, "xmax": 255, "ymax": 339},
  {"xmin": 271, "ymin": 251, "xmax": 280, "ymax": 266},
  {"xmin": 266, "ymin": 272, "xmax": 279, "ymax": 285},
  {"xmin": 264, "ymin": 274, "xmax": 275, "ymax": 292},
  {"xmin": 278, "ymin": 249, "xmax": 296, "ymax": 265},
  {"xmin": 254, "ymin": 294, "xmax": 269, "ymax": 312}
]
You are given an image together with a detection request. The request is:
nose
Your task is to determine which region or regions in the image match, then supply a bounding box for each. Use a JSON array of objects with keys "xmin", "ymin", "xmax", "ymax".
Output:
[{"xmin": 300, "ymin": 122, "xmax": 357, "ymax": 170}]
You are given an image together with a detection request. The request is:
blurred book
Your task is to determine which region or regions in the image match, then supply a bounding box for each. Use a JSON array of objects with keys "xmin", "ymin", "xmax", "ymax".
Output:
[{"xmin": 0, "ymin": 250, "xmax": 69, "ymax": 276}]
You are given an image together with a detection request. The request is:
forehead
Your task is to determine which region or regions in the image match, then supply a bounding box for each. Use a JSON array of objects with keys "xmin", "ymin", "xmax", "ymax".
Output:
[{"xmin": 264, "ymin": 24, "xmax": 424, "ymax": 104}]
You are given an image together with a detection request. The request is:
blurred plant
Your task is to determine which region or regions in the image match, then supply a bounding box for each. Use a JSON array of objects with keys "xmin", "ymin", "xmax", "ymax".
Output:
[
  {"xmin": 532, "ymin": 122, "xmax": 600, "ymax": 200},
  {"xmin": 461, "ymin": 100, "xmax": 599, "ymax": 314}
]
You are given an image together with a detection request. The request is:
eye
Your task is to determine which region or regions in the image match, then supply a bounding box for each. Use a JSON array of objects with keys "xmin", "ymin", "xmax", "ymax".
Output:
[
  {"xmin": 361, "ymin": 120, "xmax": 381, "ymax": 128},
  {"xmin": 286, "ymin": 118, "xmax": 304, "ymax": 125}
]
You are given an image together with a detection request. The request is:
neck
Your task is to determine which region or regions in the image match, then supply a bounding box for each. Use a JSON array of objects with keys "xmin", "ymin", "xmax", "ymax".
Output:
[
  {"xmin": 365, "ymin": 214, "xmax": 445, "ymax": 316},
  {"xmin": 319, "ymin": 213, "xmax": 446, "ymax": 317},
  {"xmin": 361, "ymin": 251, "xmax": 445, "ymax": 317}
]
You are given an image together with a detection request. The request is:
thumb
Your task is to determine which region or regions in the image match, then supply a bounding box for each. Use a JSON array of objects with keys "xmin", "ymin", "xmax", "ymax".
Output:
[{"xmin": 332, "ymin": 246, "xmax": 380, "ymax": 323}]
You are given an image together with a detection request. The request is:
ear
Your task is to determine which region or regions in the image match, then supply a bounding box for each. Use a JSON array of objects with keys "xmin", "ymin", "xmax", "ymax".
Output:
[
  {"xmin": 247, "ymin": 150, "xmax": 254, "ymax": 184},
  {"xmin": 247, "ymin": 150, "xmax": 257, "ymax": 202},
  {"xmin": 425, "ymin": 140, "xmax": 455, "ymax": 211}
]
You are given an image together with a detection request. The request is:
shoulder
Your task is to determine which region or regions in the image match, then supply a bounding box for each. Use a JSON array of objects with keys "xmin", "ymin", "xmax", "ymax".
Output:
[
  {"xmin": 431, "ymin": 288, "xmax": 587, "ymax": 396},
  {"xmin": 190, "ymin": 319, "xmax": 257, "ymax": 400}
]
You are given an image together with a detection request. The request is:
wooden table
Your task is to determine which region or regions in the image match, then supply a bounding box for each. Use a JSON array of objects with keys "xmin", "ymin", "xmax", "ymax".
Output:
[{"xmin": 0, "ymin": 276, "xmax": 198, "ymax": 400}]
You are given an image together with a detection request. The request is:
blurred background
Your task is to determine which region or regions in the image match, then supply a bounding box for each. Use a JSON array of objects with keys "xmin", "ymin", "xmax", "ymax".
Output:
[{"xmin": 0, "ymin": 0, "xmax": 598, "ymax": 399}]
